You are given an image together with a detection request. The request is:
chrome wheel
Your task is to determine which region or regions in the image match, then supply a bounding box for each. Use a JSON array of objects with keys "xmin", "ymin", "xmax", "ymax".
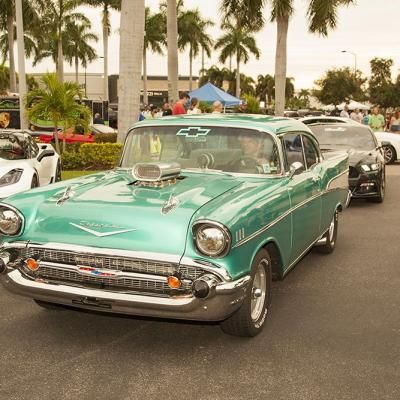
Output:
[
  {"xmin": 328, "ymin": 216, "xmax": 336, "ymax": 243},
  {"xmin": 383, "ymin": 145, "xmax": 395, "ymax": 164},
  {"xmin": 251, "ymin": 259, "xmax": 267, "ymax": 321}
]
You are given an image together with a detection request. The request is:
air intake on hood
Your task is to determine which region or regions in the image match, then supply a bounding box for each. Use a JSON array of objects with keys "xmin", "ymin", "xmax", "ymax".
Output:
[{"xmin": 132, "ymin": 162, "xmax": 181, "ymax": 182}]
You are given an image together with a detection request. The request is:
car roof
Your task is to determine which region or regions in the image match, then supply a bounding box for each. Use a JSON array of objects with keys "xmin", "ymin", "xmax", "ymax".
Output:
[
  {"xmin": 133, "ymin": 113, "xmax": 313, "ymax": 136},
  {"xmin": 300, "ymin": 116, "xmax": 359, "ymax": 125}
]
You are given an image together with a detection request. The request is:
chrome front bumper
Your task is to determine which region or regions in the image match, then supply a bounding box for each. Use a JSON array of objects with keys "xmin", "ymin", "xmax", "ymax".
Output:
[{"xmin": 2, "ymin": 269, "xmax": 250, "ymax": 322}]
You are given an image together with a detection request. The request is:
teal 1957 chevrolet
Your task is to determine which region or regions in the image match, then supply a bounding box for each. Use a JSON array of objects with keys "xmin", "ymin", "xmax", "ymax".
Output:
[{"xmin": 0, "ymin": 115, "xmax": 349, "ymax": 337}]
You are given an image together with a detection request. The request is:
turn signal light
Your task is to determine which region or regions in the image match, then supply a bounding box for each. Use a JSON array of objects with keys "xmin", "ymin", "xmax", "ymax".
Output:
[
  {"xmin": 25, "ymin": 258, "xmax": 39, "ymax": 271},
  {"xmin": 167, "ymin": 275, "xmax": 182, "ymax": 289}
]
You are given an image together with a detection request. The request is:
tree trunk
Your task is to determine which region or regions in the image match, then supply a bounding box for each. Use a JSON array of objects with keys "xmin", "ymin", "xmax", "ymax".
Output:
[
  {"xmin": 143, "ymin": 46, "xmax": 147, "ymax": 105},
  {"xmin": 189, "ymin": 47, "xmax": 193, "ymax": 91},
  {"xmin": 167, "ymin": 0, "xmax": 178, "ymax": 104},
  {"xmin": 117, "ymin": 0, "xmax": 145, "ymax": 143},
  {"xmin": 274, "ymin": 15, "xmax": 289, "ymax": 116},
  {"xmin": 57, "ymin": 36, "xmax": 64, "ymax": 82},
  {"xmin": 236, "ymin": 55, "xmax": 240, "ymax": 99},
  {"xmin": 201, "ymin": 47, "xmax": 204, "ymax": 76},
  {"xmin": 53, "ymin": 126, "xmax": 60, "ymax": 154},
  {"xmin": 7, "ymin": 15, "xmax": 17, "ymax": 93},
  {"xmin": 102, "ymin": 10, "xmax": 109, "ymax": 101},
  {"xmin": 15, "ymin": 0, "xmax": 27, "ymax": 129},
  {"xmin": 75, "ymin": 56, "xmax": 79, "ymax": 84}
]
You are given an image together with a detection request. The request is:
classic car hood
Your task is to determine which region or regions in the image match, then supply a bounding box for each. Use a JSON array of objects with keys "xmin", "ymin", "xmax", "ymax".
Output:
[{"xmin": 5, "ymin": 170, "xmax": 242, "ymax": 256}]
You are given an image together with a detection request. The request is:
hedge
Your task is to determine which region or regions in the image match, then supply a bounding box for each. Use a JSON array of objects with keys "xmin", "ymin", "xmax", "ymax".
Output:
[{"xmin": 61, "ymin": 143, "xmax": 123, "ymax": 170}]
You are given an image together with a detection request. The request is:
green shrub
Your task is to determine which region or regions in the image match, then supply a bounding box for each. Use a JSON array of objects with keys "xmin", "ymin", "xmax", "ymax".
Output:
[
  {"xmin": 94, "ymin": 132, "xmax": 118, "ymax": 143},
  {"xmin": 242, "ymin": 94, "xmax": 261, "ymax": 114},
  {"xmin": 199, "ymin": 101, "xmax": 212, "ymax": 113},
  {"xmin": 61, "ymin": 143, "xmax": 123, "ymax": 170}
]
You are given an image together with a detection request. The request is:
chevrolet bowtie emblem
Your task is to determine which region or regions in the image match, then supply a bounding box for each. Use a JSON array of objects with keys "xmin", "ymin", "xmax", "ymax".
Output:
[
  {"xmin": 176, "ymin": 127, "xmax": 210, "ymax": 138},
  {"xmin": 69, "ymin": 223, "xmax": 137, "ymax": 237}
]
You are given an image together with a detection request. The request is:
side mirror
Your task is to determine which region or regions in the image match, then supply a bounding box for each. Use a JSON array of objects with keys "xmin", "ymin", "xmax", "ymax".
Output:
[
  {"xmin": 37, "ymin": 149, "xmax": 55, "ymax": 162},
  {"xmin": 289, "ymin": 161, "xmax": 304, "ymax": 178}
]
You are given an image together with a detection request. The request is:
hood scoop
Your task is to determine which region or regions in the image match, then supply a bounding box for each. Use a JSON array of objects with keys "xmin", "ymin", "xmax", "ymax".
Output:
[{"xmin": 132, "ymin": 162, "xmax": 182, "ymax": 188}]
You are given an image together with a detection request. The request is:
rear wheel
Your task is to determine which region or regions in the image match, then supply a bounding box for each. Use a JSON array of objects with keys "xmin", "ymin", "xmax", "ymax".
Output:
[
  {"xmin": 31, "ymin": 175, "xmax": 39, "ymax": 188},
  {"xmin": 55, "ymin": 160, "xmax": 62, "ymax": 182},
  {"xmin": 382, "ymin": 145, "xmax": 396, "ymax": 164},
  {"xmin": 314, "ymin": 210, "xmax": 338, "ymax": 254},
  {"xmin": 220, "ymin": 249, "xmax": 272, "ymax": 337}
]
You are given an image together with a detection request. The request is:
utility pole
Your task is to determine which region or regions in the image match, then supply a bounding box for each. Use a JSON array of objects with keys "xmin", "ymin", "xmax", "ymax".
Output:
[{"xmin": 15, "ymin": 0, "xmax": 27, "ymax": 129}]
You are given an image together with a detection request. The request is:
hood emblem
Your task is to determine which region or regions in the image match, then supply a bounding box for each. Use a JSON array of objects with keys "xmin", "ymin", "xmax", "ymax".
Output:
[
  {"xmin": 70, "ymin": 222, "xmax": 137, "ymax": 237},
  {"xmin": 56, "ymin": 186, "xmax": 75, "ymax": 206},
  {"xmin": 161, "ymin": 194, "xmax": 180, "ymax": 215}
]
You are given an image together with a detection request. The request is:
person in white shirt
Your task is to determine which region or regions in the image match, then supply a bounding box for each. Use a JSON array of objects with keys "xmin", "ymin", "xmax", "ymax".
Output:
[
  {"xmin": 187, "ymin": 97, "xmax": 202, "ymax": 114},
  {"xmin": 340, "ymin": 105, "xmax": 349, "ymax": 118},
  {"xmin": 350, "ymin": 108, "xmax": 363, "ymax": 123},
  {"xmin": 212, "ymin": 100, "xmax": 223, "ymax": 114}
]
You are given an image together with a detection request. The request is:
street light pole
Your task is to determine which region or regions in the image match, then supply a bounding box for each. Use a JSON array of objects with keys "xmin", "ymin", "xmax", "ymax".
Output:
[
  {"xmin": 15, "ymin": 0, "xmax": 27, "ymax": 129},
  {"xmin": 341, "ymin": 50, "xmax": 357, "ymax": 75}
]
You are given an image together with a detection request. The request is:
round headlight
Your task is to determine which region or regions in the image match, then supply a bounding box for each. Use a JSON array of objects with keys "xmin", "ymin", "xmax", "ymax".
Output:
[
  {"xmin": 193, "ymin": 222, "xmax": 231, "ymax": 257},
  {"xmin": 0, "ymin": 208, "xmax": 22, "ymax": 236}
]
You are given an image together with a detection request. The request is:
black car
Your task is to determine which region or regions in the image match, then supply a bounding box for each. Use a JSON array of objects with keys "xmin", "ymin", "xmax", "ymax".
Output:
[{"xmin": 308, "ymin": 123, "xmax": 385, "ymax": 203}]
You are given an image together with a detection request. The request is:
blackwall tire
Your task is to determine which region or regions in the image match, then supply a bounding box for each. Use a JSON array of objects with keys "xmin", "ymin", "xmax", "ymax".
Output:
[
  {"xmin": 220, "ymin": 249, "xmax": 272, "ymax": 337},
  {"xmin": 314, "ymin": 210, "xmax": 338, "ymax": 254}
]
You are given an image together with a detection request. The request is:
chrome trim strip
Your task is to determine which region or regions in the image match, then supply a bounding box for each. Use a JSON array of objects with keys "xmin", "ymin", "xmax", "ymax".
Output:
[
  {"xmin": 0, "ymin": 202, "xmax": 25, "ymax": 237},
  {"xmin": 180, "ymin": 256, "xmax": 232, "ymax": 281}
]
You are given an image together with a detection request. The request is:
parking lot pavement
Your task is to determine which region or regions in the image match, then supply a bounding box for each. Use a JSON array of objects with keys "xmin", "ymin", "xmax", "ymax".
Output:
[{"xmin": 1, "ymin": 166, "xmax": 399, "ymax": 400}]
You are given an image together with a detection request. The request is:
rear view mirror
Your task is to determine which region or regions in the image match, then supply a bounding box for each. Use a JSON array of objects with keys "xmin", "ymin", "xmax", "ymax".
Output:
[{"xmin": 289, "ymin": 162, "xmax": 304, "ymax": 178}]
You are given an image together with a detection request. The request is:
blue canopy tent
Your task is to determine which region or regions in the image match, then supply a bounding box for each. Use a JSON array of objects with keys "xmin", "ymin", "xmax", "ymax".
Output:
[{"xmin": 188, "ymin": 82, "xmax": 242, "ymax": 109}]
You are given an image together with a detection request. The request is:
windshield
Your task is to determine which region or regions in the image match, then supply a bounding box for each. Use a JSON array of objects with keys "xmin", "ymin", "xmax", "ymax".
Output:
[
  {"xmin": 121, "ymin": 126, "xmax": 281, "ymax": 175},
  {"xmin": 308, "ymin": 125, "xmax": 377, "ymax": 150},
  {"xmin": 0, "ymin": 135, "xmax": 26, "ymax": 160}
]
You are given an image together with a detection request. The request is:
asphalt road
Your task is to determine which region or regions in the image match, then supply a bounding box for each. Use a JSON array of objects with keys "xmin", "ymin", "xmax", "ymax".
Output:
[{"xmin": 1, "ymin": 166, "xmax": 400, "ymax": 400}]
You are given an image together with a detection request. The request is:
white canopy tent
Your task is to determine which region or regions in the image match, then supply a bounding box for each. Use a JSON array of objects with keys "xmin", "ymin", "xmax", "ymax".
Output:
[
  {"xmin": 337, "ymin": 100, "xmax": 370, "ymax": 110},
  {"xmin": 322, "ymin": 104, "xmax": 335, "ymax": 111}
]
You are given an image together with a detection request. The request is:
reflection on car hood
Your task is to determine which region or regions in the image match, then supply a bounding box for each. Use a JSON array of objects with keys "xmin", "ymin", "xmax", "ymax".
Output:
[{"xmin": 4, "ymin": 170, "xmax": 243, "ymax": 255}]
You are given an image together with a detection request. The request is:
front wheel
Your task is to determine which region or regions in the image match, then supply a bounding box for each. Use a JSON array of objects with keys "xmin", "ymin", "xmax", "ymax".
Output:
[
  {"xmin": 382, "ymin": 145, "xmax": 396, "ymax": 164},
  {"xmin": 220, "ymin": 249, "xmax": 272, "ymax": 337},
  {"xmin": 55, "ymin": 160, "xmax": 62, "ymax": 182},
  {"xmin": 313, "ymin": 210, "xmax": 338, "ymax": 254},
  {"xmin": 31, "ymin": 175, "xmax": 39, "ymax": 188}
]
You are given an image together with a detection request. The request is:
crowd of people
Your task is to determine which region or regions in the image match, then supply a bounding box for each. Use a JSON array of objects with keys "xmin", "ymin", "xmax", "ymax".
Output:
[
  {"xmin": 138, "ymin": 91, "xmax": 234, "ymax": 121},
  {"xmin": 336, "ymin": 105, "xmax": 398, "ymax": 132}
]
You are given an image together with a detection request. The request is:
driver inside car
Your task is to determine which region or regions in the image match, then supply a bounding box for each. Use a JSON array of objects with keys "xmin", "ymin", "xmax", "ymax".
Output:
[{"xmin": 231, "ymin": 135, "xmax": 271, "ymax": 174}]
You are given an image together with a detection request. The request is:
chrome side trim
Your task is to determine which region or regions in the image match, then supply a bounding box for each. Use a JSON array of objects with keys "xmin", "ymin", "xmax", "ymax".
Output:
[{"xmin": 232, "ymin": 191, "xmax": 322, "ymax": 249}]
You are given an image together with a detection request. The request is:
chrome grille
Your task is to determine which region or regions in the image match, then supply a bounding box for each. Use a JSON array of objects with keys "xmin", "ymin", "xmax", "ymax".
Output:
[
  {"xmin": 37, "ymin": 266, "xmax": 192, "ymax": 294},
  {"xmin": 17, "ymin": 247, "xmax": 205, "ymax": 280}
]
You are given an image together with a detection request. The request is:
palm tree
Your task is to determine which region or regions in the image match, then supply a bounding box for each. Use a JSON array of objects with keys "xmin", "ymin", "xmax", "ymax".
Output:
[
  {"xmin": 0, "ymin": 64, "xmax": 10, "ymax": 93},
  {"xmin": 26, "ymin": 73, "xmax": 91, "ymax": 154},
  {"xmin": 199, "ymin": 65, "xmax": 228, "ymax": 88},
  {"xmin": 227, "ymin": 73, "xmax": 255, "ymax": 96},
  {"xmin": 215, "ymin": 20, "xmax": 260, "ymax": 98},
  {"xmin": 37, "ymin": 0, "xmax": 88, "ymax": 82},
  {"xmin": 167, "ymin": 0, "xmax": 179, "ymax": 104},
  {"xmin": 256, "ymin": 74, "xmax": 274, "ymax": 106},
  {"xmin": 221, "ymin": 0, "xmax": 354, "ymax": 115},
  {"xmin": 143, "ymin": 8, "xmax": 165, "ymax": 105},
  {"xmin": 0, "ymin": 0, "xmax": 42, "ymax": 92},
  {"xmin": 178, "ymin": 9, "xmax": 214, "ymax": 91},
  {"xmin": 117, "ymin": 0, "xmax": 145, "ymax": 143},
  {"xmin": 64, "ymin": 21, "xmax": 98, "ymax": 84},
  {"xmin": 81, "ymin": 0, "xmax": 121, "ymax": 102}
]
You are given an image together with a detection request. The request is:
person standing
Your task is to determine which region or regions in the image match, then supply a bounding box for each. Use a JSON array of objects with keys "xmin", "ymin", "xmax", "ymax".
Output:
[
  {"xmin": 162, "ymin": 102, "xmax": 172, "ymax": 116},
  {"xmin": 368, "ymin": 107, "xmax": 385, "ymax": 132},
  {"xmin": 212, "ymin": 100, "xmax": 223, "ymax": 114},
  {"xmin": 350, "ymin": 108, "xmax": 363, "ymax": 123},
  {"xmin": 172, "ymin": 92, "xmax": 190, "ymax": 115},
  {"xmin": 187, "ymin": 97, "xmax": 202, "ymax": 114},
  {"xmin": 340, "ymin": 105, "xmax": 349, "ymax": 118},
  {"xmin": 93, "ymin": 113, "xmax": 104, "ymax": 124}
]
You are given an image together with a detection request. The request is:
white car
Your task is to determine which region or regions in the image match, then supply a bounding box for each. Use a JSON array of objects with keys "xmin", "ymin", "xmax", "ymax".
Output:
[
  {"xmin": 0, "ymin": 130, "xmax": 61, "ymax": 199},
  {"xmin": 374, "ymin": 131, "xmax": 400, "ymax": 164}
]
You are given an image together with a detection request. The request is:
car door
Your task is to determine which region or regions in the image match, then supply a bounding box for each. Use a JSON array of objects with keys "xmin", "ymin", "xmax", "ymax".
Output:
[{"xmin": 282, "ymin": 132, "xmax": 322, "ymax": 263}]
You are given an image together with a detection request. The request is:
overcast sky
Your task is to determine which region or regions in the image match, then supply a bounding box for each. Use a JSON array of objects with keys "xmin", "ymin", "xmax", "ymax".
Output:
[{"xmin": 25, "ymin": 0, "xmax": 400, "ymax": 90}]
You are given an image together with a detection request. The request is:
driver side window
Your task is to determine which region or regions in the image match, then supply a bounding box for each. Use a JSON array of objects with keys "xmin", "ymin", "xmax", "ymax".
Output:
[{"xmin": 302, "ymin": 135, "xmax": 319, "ymax": 169}]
